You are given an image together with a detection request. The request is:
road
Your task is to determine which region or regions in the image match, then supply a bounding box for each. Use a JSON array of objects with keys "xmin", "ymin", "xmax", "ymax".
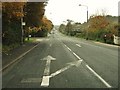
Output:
[{"xmin": 2, "ymin": 30, "xmax": 118, "ymax": 88}]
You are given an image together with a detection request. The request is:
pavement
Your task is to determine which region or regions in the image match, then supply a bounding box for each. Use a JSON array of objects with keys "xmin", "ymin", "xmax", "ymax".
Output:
[
  {"xmin": 2, "ymin": 39, "xmax": 43, "ymax": 71},
  {"xmin": 2, "ymin": 30, "xmax": 119, "ymax": 89}
]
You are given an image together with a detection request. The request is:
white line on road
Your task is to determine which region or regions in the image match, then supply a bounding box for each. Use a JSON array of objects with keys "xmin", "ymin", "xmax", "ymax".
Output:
[
  {"xmin": 50, "ymin": 65, "xmax": 72, "ymax": 78},
  {"xmin": 50, "ymin": 60, "xmax": 82, "ymax": 78},
  {"xmin": 64, "ymin": 44, "xmax": 67, "ymax": 47},
  {"xmin": 64, "ymin": 44, "xmax": 112, "ymax": 88},
  {"xmin": 0, "ymin": 43, "xmax": 39, "ymax": 72},
  {"xmin": 41, "ymin": 59, "xmax": 51, "ymax": 87},
  {"xmin": 64, "ymin": 44, "xmax": 82, "ymax": 60},
  {"xmin": 43, "ymin": 59, "xmax": 51, "ymax": 76},
  {"xmin": 72, "ymin": 52, "xmax": 82, "ymax": 60},
  {"xmin": 86, "ymin": 65, "xmax": 112, "ymax": 88},
  {"xmin": 67, "ymin": 47, "xmax": 72, "ymax": 51},
  {"xmin": 41, "ymin": 76, "xmax": 50, "ymax": 87},
  {"xmin": 41, "ymin": 55, "xmax": 56, "ymax": 87},
  {"xmin": 76, "ymin": 44, "xmax": 81, "ymax": 48}
]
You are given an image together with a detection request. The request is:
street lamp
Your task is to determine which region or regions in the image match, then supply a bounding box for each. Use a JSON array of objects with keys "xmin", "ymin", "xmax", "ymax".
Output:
[
  {"xmin": 79, "ymin": 4, "xmax": 89, "ymax": 40},
  {"xmin": 79, "ymin": 4, "xmax": 88, "ymax": 23},
  {"xmin": 21, "ymin": 1, "xmax": 28, "ymax": 45}
]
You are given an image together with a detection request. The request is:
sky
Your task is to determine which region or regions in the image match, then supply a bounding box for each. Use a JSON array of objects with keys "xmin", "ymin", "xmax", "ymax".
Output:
[{"xmin": 45, "ymin": 0, "xmax": 119, "ymax": 25}]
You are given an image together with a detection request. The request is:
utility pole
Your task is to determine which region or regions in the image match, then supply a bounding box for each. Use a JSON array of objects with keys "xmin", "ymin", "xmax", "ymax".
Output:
[{"xmin": 79, "ymin": 4, "xmax": 89, "ymax": 40}]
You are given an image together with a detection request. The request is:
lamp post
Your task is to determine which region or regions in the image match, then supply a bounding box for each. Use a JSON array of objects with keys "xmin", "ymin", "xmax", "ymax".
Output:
[
  {"xmin": 21, "ymin": 6, "xmax": 24, "ymax": 45},
  {"xmin": 79, "ymin": 4, "xmax": 89, "ymax": 39},
  {"xmin": 79, "ymin": 4, "xmax": 88, "ymax": 23},
  {"xmin": 21, "ymin": 3, "xmax": 27, "ymax": 45}
]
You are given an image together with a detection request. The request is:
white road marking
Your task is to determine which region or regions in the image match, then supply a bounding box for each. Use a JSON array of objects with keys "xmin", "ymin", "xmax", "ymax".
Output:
[
  {"xmin": 43, "ymin": 59, "xmax": 51, "ymax": 76},
  {"xmin": 67, "ymin": 47, "xmax": 72, "ymax": 51},
  {"xmin": 0, "ymin": 43, "xmax": 39, "ymax": 72},
  {"xmin": 64, "ymin": 44, "xmax": 67, "ymax": 47},
  {"xmin": 64, "ymin": 44, "xmax": 112, "ymax": 88},
  {"xmin": 41, "ymin": 55, "xmax": 56, "ymax": 87},
  {"xmin": 50, "ymin": 60, "xmax": 82, "ymax": 78},
  {"xmin": 76, "ymin": 44, "xmax": 81, "ymax": 48},
  {"xmin": 50, "ymin": 65, "xmax": 72, "ymax": 78},
  {"xmin": 86, "ymin": 65, "xmax": 112, "ymax": 88},
  {"xmin": 41, "ymin": 76, "xmax": 50, "ymax": 87},
  {"xmin": 64, "ymin": 44, "xmax": 82, "ymax": 60},
  {"xmin": 72, "ymin": 52, "xmax": 82, "ymax": 60}
]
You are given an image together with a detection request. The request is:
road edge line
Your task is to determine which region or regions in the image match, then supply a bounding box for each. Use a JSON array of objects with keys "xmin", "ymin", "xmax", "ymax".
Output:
[{"xmin": 1, "ymin": 43, "xmax": 39, "ymax": 72}]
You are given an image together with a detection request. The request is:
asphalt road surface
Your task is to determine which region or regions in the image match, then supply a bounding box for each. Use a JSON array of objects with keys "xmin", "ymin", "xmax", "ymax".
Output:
[{"xmin": 2, "ymin": 30, "xmax": 118, "ymax": 88}]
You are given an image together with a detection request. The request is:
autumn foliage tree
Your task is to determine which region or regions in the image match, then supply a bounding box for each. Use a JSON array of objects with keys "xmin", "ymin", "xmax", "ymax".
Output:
[
  {"xmin": 2, "ymin": 2, "xmax": 25, "ymax": 46},
  {"xmin": 28, "ymin": 16, "xmax": 53, "ymax": 37},
  {"xmin": 2, "ymin": 2, "xmax": 49, "ymax": 52},
  {"xmin": 85, "ymin": 15, "xmax": 118, "ymax": 44},
  {"xmin": 87, "ymin": 15, "xmax": 109, "ymax": 41},
  {"xmin": 24, "ymin": 2, "xmax": 45, "ymax": 27},
  {"xmin": 41, "ymin": 16, "xmax": 53, "ymax": 32},
  {"xmin": 24, "ymin": 2, "xmax": 53, "ymax": 38}
]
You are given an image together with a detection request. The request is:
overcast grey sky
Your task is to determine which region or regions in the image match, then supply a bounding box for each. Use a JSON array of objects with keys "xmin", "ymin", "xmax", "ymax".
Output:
[{"xmin": 45, "ymin": 0, "xmax": 119, "ymax": 25}]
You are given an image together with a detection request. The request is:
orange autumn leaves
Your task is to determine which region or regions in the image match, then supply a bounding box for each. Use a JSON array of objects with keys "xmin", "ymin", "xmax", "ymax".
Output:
[
  {"xmin": 28, "ymin": 17, "xmax": 53, "ymax": 34},
  {"xmin": 41, "ymin": 17, "xmax": 53, "ymax": 33},
  {"xmin": 2, "ymin": 2, "xmax": 25, "ymax": 19}
]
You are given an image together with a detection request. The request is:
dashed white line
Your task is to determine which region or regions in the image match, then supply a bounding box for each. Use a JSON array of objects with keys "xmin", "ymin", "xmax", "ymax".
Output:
[
  {"xmin": 86, "ymin": 65, "xmax": 112, "ymax": 88},
  {"xmin": 64, "ymin": 44, "xmax": 112, "ymax": 88},
  {"xmin": 64, "ymin": 44, "xmax": 82, "ymax": 60},
  {"xmin": 72, "ymin": 52, "xmax": 82, "ymax": 60},
  {"xmin": 67, "ymin": 47, "xmax": 72, "ymax": 51},
  {"xmin": 64, "ymin": 44, "xmax": 67, "ymax": 47},
  {"xmin": 76, "ymin": 44, "xmax": 81, "ymax": 48}
]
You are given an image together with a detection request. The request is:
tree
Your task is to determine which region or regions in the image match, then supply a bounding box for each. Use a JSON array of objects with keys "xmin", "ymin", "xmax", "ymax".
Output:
[
  {"xmin": 24, "ymin": 2, "xmax": 46, "ymax": 39},
  {"xmin": 59, "ymin": 24, "xmax": 66, "ymax": 33},
  {"xmin": 2, "ymin": 2, "xmax": 25, "ymax": 45},
  {"xmin": 65, "ymin": 19, "xmax": 73, "ymax": 35},
  {"xmin": 41, "ymin": 16, "xmax": 54, "ymax": 33},
  {"xmin": 88, "ymin": 15, "xmax": 109, "ymax": 40},
  {"xmin": 27, "ymin": 16, "xmax": 53, "ymax": 37},
  {"xmin": 24, "ymin": 2, "xmax": 45, "ymax": 27}
]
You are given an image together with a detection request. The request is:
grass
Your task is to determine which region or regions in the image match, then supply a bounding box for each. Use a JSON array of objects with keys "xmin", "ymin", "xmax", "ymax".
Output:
[
  {"xmin": 2, "ymin": 38, "xmax": 37, "ymax": 53},
  {"xmin": 24, "ymin": 37, "xmax": 37, "ymax": 43},
  {"xmin": 2, "ymin": 43, "xmax": 20, "ymax": 53}
]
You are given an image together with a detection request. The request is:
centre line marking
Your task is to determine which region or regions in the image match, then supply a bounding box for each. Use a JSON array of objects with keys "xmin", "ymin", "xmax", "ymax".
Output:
[
  {"xmin": 64, "ymin": 44, "xmax": 112, "ymax": 88},
  {"xmin": 64, "ymin": 44, "xmax": 82, "ymax": 60},
  {"xmin": 64, "ymin": 44, "xmax": 67, "ymax": 47},
  {"xmin": 72, "ymin": 52, "xmax": 82, "ymax": 60},
  {"xmin": 86, "ymin": 65, "xmax": 112, "ymax": 88},
  {"xmin": 76, "ymin": 44, "xmax": 81, "ymax": 48},
  {"xmin": 67, "ymin": 47, "xmax": 72, "ymax": 51}
]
